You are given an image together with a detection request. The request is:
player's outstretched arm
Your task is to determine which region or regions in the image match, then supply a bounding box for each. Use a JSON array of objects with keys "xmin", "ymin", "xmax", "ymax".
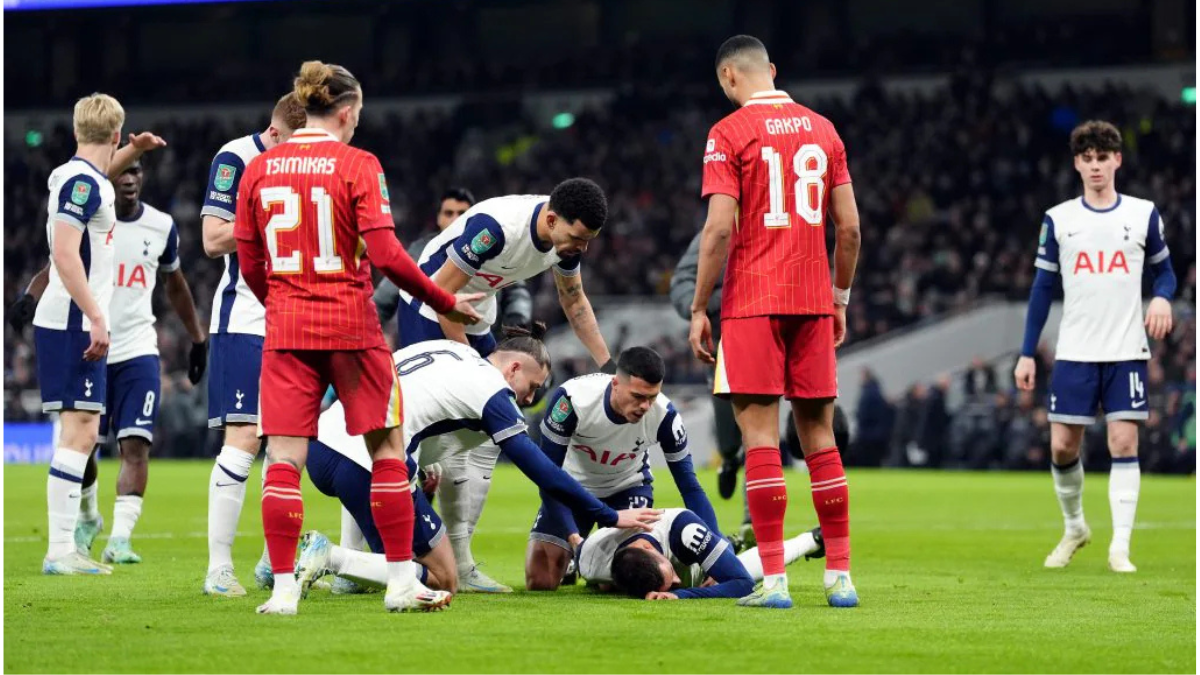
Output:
[
  {"xmin": 669, "ymin": 233, "xmax": 702, "ymax": 322},
  {"xmin": 554, "ymin": 269, "xmax": 611, "ymax": 368},
  {"xmin": 360, "ymin": 229, "xmax": 481, "ymax": 324},
  {"xmin": 668, "ymin": 546, "xmax": 754, "ymax": 600},
  {"xmin": 431, "ymin": 262, "xmax": 473, "ymax": 345},
  {"xmin": 164, "ymin": 269, "xmax": 208, "ymax": 383},
  {"xmin": 8, "ymin": 262, "xmax": 50, "ymax": 332},
  {"xmin": 659, "ymin": 411, "xmax": 721, "ymax": 535},
  {"xmin": 109, "ymin": 132, "xmax": 166, "ymax": 179},
  {"xmin": 829, "ymin": 184, "xmax": 862, "ymax": 347},
  {"xmin": 689, "ymin": 194, "xmax": 737, "ymax": 364}
]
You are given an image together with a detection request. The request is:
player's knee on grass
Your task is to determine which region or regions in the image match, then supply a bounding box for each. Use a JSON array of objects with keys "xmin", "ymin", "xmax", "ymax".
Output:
[
  {"xmin": 525, "ymin": 541, "xmax": 569, "ymax": 591},
  {"xmin": 420, "ymin": 539, "xmax": 458, "ymax": 594},
  {"xmin": 224, "ymin": 422, "xmax": 260, "ymax": 455},
  {"xmin": 1050, "ymin": 423, "xmax": 1086, "ymax": 465},
  {"xmin": 1107, "ymin": 421, "xmax": 1139, "ymax": 459}
]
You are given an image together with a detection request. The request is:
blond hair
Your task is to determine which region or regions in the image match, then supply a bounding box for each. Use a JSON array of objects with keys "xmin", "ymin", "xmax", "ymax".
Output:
[
  {"xmin": 293, "ymin": 60, "xmax": 360, "ymax": 116},
  {"xmin": 73, "ymin": 93, "xmax": 125, "ymax": 145},
  {"xmin": 272, "ymin": 92, "xmax": 307, "ymax": 132}
]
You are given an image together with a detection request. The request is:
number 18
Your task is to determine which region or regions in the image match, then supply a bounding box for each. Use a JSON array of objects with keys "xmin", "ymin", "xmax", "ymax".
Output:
[{"xmin": 760, "ymin": 143, "xmax": 828, "ymax": 228}]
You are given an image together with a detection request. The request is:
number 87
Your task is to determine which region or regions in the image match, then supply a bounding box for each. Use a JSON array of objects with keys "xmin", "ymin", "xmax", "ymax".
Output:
[{"xmin": 760, "ymin": 143, "xmax": 828, "ymax": 228}]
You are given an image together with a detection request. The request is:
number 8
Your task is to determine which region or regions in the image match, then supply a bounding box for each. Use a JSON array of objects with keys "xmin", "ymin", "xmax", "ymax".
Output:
[{"xmin": 143, "ymin": 391, "xmax": 155, "ymax": 417}]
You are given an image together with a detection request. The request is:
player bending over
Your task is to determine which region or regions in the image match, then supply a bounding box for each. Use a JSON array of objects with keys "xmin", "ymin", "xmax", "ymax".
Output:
[
  {"xmin": 576, "ymin": 508, "xmax": 823, "ymax": 600},
  {"xmin": 397, "ymin": 184, "xmax": 615, "ymax": 593},
  {"xmin": 288, "ymin": 331, "xmax": 662, "ymax": 596},
  {"xmin": 1015, "ymin": 120, "xmax": 1176, "ymax": 573},
  {"xmin": 200, "ymin": 92, "xmax": 307, "ymax": 597},
  {"xmin": 525, "ymin": 346, "xmax": 720, "ymax": 591},
  {"xmin": 688, "ymin": 35, "xmax": 861, "ymax": 609},
  {"xmin": 235, "ymin": 61, "xmax": 481, "ymax": 615}
]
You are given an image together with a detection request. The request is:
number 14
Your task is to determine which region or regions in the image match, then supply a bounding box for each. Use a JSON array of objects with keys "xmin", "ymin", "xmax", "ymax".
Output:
[{"xmin": 760, "ymin": 143, "xmax": 828, "ymax": 228}]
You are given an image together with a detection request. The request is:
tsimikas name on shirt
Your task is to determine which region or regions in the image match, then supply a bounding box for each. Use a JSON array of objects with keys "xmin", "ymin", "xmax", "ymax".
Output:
[{"xmin": 264, "ymin": 156, "xmax": 338, "ymax": 176}]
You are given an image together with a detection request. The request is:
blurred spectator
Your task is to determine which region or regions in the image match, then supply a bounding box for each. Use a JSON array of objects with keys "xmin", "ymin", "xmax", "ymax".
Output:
[{"xmin": 849, "ymin": 369, "xmax": 892, "ymax": 467}]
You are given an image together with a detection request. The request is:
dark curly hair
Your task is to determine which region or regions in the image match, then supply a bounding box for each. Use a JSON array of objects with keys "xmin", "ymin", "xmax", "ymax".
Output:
[
  {"xmin": 494, "ymin": 321, "xmax": 550, "ymax": 370},
  {"xmin": 1070, "ymin": 120, "xmax": 1122, "ymax": 156},
  {"xmin": 611, "ymin": 546, "xmax": 665, "ymax": 598},
  {"xmin": 617, "ymin": 346, "xmax": 665, "ymax": 385},
  {"xmin": 549, "ymin": 178, "xmax": 608, "ymax": 231}
]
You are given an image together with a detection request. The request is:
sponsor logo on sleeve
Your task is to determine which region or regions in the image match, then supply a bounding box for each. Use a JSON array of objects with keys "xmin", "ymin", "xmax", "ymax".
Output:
[
  {"xmin": 671, "ymin": 414, "xmax": 687, "ymax": 447},
  {"xmin": 378, "ymin": 173, "xmax": 390, "ymax": 201},
  {"xmin": 70, "ymin": 180, "xmax": 92, "ymax": 205},
  {"xmin": 681, "ymin": 523, "xmax": 712, "ymax": 555},
  {"xmin": 550, "ymin": 397, "xmax": 572, "ymax": 424},
  {"xmin": 214, "ymin": 164, "xmax": 237, "ymax": 192},
  {"xmin": 703, "ymin": 138, "xmax": 727, "ymax": 164},
  {"xmin": 470, "ymin": 230, "xmax": 496, "ymax": 256}
]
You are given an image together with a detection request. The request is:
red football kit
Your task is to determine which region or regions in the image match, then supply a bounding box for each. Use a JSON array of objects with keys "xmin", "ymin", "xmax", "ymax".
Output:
[
  {"xmin": 234, "ymin": 127, "xmax": 455, "ymax": 438},
  {"xmin": 701, "ymin": 90, "xmax": 851, "ymax": 400}
]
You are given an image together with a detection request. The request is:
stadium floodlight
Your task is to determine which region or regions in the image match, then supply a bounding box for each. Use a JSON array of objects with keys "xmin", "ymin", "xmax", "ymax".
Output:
[
  {"xmin": 552, "ymin": 112, "xmax": 576, "ymax": 129},
  {"xmin": 1183, "ymin": 87, "xmax": 1196, "ymax": 106},
  {"xmin": 24, "ymin": 131, "xmax": 43, "ymax": 147}
]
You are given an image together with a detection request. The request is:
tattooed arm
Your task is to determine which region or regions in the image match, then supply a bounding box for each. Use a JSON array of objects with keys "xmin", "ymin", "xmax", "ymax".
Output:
[{"xmin": 554, "ymin": 268, "xmax": 611, "ymax": 367}]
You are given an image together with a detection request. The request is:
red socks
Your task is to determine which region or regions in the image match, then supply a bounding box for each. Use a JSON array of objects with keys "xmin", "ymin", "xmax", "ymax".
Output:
[
  {"xmin": 806, "ymin": 446, "xmax": 850, "ymax": 571},
  {"xmin": 745, "ymin": 446, "xmax": 788, "ymax": 576},
  {"xmin": 262, "ymin": 463, "xmax": 304, "ymax": 575},
  {"xmin": 370, "ymin": 458, "xmax": 414, "ymax": 563}
]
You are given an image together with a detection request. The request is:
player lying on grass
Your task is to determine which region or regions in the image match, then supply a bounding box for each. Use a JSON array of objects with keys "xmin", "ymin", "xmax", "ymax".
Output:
[
  {"xmin": 575, "ymin": 507, "xmax": 823, "ymax": 600},
  {"xmin": 283, "ymin": 328, "xmax": 662, "ymax": 597},
  {"xmin": 525, "ymin": 346, "xmax": 720, "ymax": 591}
]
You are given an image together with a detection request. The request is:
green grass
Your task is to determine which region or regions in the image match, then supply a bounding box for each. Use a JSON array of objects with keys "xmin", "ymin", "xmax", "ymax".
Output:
[{"xmin": 4, "ymin": 461, "xmax": 1195, "ymax": 673}]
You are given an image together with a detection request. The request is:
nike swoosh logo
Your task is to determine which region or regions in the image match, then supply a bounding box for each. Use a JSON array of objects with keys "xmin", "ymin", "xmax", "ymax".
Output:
[
  {"xmin": 453, "ymin": 478, "xmax": 469, "ymax": 486},
  {"xmin": 499, "ymin": 265, "xmax": 518, "ymax": 270},
  {"xmin": 135, "ymin": 418, "xmax": 152, "ymax": 425},
  {"xmin": 1131, "ymin": 400, "xmax": 1146, "ymax": 408},
  {"xmin": 215, "ymin": 481, "xmax": 240, "ymax": 488}
]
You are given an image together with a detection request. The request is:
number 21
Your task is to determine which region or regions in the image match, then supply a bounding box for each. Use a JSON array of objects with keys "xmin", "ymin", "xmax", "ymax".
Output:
[
  {"xmin": 760, "ymin": 143, "xmax": 828, "ymax": 228},
  {"xmin": 261, "ymin": 186, "xmax": 343, "ymax": 274}
]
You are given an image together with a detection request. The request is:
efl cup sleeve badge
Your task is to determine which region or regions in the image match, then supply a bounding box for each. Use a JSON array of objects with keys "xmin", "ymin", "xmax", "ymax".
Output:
[
  {"xmin": 1038, "ymin": 222, "xmax": 1048, "ymax": 245},
  {"xmin": 550, "ymin": 397, "xmax": 571, "ymax": 424},
  {"xmin": 71, "ymin": 180, "xmax": 92, "ymax": 205},
  {"xmin": 378, "ymin": 173, "xmax": 390, "ymax": 201},
  {"xmin": 214, "ymin": 164, "xmax": 236, "ymax": 192},
  {"xmin": 470, "ymin": 230, "xmax": 496, "ymax": 256}
]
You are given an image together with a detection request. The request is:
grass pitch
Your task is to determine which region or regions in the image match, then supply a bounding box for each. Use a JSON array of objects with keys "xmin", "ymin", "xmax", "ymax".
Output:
[{"xmin": 3, "ymin": 461, "xmax": 1195, "ymax": 673}]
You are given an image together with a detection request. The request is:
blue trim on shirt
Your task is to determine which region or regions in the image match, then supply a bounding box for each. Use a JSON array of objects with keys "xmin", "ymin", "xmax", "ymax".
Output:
[
  {"xmin": 602, "ymin": 383, "xmax": 626, "ymax": 425},
  {"xmin": 251, "ymin": 133, "xmax": 266, "ymax": 153},
  {"xmin": 217, "ymin": 254, "xmax": 240, "ymax": 333},
  {"xmin": 69, "ymin": 155, "xmax": 105, "ymax": 176},
  {"xmin": 117, "ymin": 202, "xmax": 145, "ymax": 223},
  {"xmin": 67, "ymin": 232, "xmax": 92, "ymax": 331},
  {"xmin": 1080, "ymin": 194, "xmax": 1122, "ymax": 213},
  {"xmin": 529, "ymin": 201, "xmax": 551, "ymax": 253},
  {"xmin": 405, "ymin": 417, "xmax": 485, "ymax": 456}
]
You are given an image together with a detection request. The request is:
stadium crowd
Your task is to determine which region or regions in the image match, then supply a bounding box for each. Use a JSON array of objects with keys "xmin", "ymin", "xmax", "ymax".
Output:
[{"xmin": 5, "ymin": 75, "xmax": 1195, "ymax": 470}]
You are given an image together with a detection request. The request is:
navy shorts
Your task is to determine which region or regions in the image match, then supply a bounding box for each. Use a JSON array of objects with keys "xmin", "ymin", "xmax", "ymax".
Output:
[
  {"xmin": 530, "ymin": 483, "xmax": 654, "ymax": 551},
  {"xmin": 100, "ymin": 355, "xmax": 161, "ymax": 443},
  {"xmin": 396, "ymin": 299, "xmax": 497, "ymax": 357},
  {"xmin": 1049, "ymin": 360, "xmax": 1150, "ymax": 425},
  {"xmin": 34, "ymin": 327, "xmax": 107, "ymax": 414},
  {"xmin": 207, "ymin": 332, "xmax": 263, "ymax": 429},
  {"xmin": 307, "ymin": 441, "xmax": 444, "ymax": 558}
]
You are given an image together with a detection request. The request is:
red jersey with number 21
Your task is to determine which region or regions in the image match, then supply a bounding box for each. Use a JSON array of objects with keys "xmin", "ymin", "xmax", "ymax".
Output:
[
  {"xmin": 235, "ymin": 128, "xmax": 393, "ymax": 351},
  {"xmin": 701, "ymin": 90, "xmax": 851, "ymax": 319}
]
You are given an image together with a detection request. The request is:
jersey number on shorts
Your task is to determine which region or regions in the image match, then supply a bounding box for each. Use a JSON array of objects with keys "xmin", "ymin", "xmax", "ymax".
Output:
[
  {"xmin": 260, "ymin": 186, "xmax": 344, "ymax": 274},
  {"xmin": 760, "ymin": 143, "xmax": 828, "ymax": 228}
]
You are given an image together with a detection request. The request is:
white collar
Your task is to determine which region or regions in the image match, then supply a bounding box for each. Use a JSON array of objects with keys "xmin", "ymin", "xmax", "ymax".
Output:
[
  {"xmin": 744, "ymin": 90, "xmax": 793, "ymax": 106},
  {"xmin": 287, "ymin": 128, "xmax": 340, "ymax": 143}
]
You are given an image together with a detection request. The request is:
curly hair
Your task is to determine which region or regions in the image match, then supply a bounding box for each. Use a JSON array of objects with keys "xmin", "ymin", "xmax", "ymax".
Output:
[
  {"xmin": 293, "ymin": 60, "xmax": 360, "ymax": 117},
  {"xmin": 1070, "ymin": 120, "xmax": 1122, "ymax": 156},
  {"xmin": 549, "ymin": 178, "xmax": 608, "ymax": 231},
  {"xmin": 611, "ymin": 546, "xmax": 665, "ymax": 598}
]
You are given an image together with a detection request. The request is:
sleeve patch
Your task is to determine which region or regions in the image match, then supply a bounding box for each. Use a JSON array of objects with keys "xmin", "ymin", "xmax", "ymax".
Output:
[
  {"xmin": 70, "ymin": 180, "xmax": 92, "ymax": 205},
  {"xmin": 213, "ymin": 164, "xmax": 237, "ymax": 192}
]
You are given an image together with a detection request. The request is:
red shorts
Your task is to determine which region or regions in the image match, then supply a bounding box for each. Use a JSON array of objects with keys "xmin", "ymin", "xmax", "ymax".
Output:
[
  {"xmin": 714, "ymin": 315, "xmax": 837, "ymax": 400},
  {"xmin": 259, "ymin": 347, "xmax": 402, "ymax": 438}
]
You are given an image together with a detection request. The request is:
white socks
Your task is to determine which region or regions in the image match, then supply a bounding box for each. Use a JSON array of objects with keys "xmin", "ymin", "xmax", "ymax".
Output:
[
  {"xmin": 1051, "ymin": 458, "xmax": 1086, "ymax": 533},
  {"xmin": 435, "ymin": 454, "xmax": 475, "ymax": 576},
  {"xmin": 340, "ymin": 506, "xmax": 365, "ymax": 551},
  {"xmin": 737, "ymin": 531, "xmax": 820, "ymax": 582},
  {"xmin": 1109, "ymin": 458, "xmax": 1140, "ymax": 554},
  {"xmin": 111, "ymin": 495, "xmax": 143, "ymax": 540},
  {"xmin": 387, "ymin": 560, "xmax": 417, "ymax": 589},
  {"xmin": 208, "ymin": 445, "xmax": 255, "ymax": 572},
  {"xmin": 465, "ymin": 442, "xmax": 501, "ymax": 539},
  {"xmin": 80, "ymin": 484, "xmax": 101, "ymax": 522},
  {"xmin": 47, "ymin": 448, "xmax": 89, "ymax": 559}
]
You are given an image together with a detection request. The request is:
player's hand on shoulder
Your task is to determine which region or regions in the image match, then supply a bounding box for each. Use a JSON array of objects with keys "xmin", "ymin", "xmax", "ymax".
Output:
[
  {"xmin": 688, "ymin": 311, "xmax": 715, "ymax": 364},
  {"xmin": 443, "ymin": 292, "xmax": 485, "ymax": 325},
  {"xmin": 128, "ymin": 132, "xmax": 167, "ymax": 152},
  {"xmin": 832, "ymin": 304, "xmax": 848, "ymax": 348},
  {"xmin": 615, "ymin": 507, "xmax": 663, "ymax": 531},
  {"xmin": 1013, "ymin": 356, "xmax": 1036, "ymax": 391},
  {"xmin": 1145, "ymin": 297, "xmax": 1173, "ymax": 341},
  {"xmin": 645, "ymin": 591, "xmax": 678, "ymax": 600}
]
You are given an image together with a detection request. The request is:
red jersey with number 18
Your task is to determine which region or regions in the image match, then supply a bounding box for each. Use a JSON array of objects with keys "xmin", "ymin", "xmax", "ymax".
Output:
[
  {"xmin": 234, "ymin": 128, "xmax": 392, "ymax": 351},
  {"xmin": 701, "ymin": 90, "xmax": 851, "ymax": 319}
]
